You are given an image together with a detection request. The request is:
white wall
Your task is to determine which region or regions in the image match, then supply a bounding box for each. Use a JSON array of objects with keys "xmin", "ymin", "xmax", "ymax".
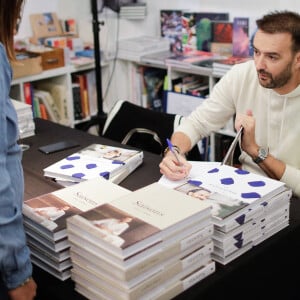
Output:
[{"xmin": 16, "ymin": 0, "xmax": 300, "ymax": 112}]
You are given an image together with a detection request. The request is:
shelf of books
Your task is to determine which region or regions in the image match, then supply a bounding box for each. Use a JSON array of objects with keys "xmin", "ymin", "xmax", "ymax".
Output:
[{"xmin": 10, "ymin": 61, "xmax": 109, "ymax": 128}]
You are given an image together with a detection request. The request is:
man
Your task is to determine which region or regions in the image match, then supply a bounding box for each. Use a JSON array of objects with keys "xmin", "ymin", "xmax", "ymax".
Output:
[{"xmin": 160, "ymin": 11, "xmax": 300, "ymax": 198}]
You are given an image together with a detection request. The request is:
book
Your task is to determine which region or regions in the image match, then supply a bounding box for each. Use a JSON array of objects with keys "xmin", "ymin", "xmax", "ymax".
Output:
[
  {"xmin": 34, "ymin": 89, "xmax": 61, "ymax": 123},
  {"xmin": 43, "ymin": 143, "xmax": 144, "ymax": 184},
  {"xmin": 232, "ymin": 17, "xmax": 250, "ymax": 57},
  {"xmin": 71, "ymin": 253, "xmax": 212, "ymax": 300},
  {"xmin": 159, "ymin": 162, "xmax": 288, "ymax": 227},
  {"xmin": 181, "ymin": 12, "xmax": 229, "ymax": 52},
  {"xmin": 35, "ymin": 81, "xmax": 69, "ymax": 126},
  {"xmin": 22, "ymin": 177, "xmax": 131, "ymax": 242},
  {"xmin": 160, "ymin": 10, "xmax": 183, "ymax": 54},
  {"xmin": 66, "ymin": 182, "xmax": 212, "ymax": 260},
  {"xmin": 73, "ymin": 260, "xmax": 215, "ymax": 300},
  {"xmin": 68, "ymin": 221, "xmax": 213, "ymax": 281},
  {"xmin": 165, "ymin": 49, "xmax": 220, "ymax": 69}
]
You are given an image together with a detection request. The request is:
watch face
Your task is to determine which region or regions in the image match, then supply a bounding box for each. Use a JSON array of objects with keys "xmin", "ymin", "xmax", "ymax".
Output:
[{"xmin": 259, "ymin": 147, "xmax": 268, "ymax": 158}]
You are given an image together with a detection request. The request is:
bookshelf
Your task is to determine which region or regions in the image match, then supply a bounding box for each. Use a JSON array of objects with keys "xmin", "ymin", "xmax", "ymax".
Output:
[
  {"xmin": 10, "ymin": 62, "xmax": 109, "ymax": 128},
  {"xmin": 118, "ymin": 51, "xmax": 235, "ymax": 161}
]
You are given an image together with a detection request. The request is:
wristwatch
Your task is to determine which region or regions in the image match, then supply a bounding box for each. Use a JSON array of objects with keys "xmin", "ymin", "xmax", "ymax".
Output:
[{"xmin": 253, "ymin": 147, "xmax": 269, "ymax": 164}]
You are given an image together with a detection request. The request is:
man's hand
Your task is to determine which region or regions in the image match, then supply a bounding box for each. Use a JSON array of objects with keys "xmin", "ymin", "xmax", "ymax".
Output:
[{"xmin": 159, "ymin": 151, "xmax": 192, "ymax": 181}]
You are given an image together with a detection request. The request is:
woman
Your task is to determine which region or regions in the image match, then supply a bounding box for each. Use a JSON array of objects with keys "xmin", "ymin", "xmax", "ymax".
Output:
[{"xmin": 0, "ymin": 1, "xmax": 37, "ymax": 299}]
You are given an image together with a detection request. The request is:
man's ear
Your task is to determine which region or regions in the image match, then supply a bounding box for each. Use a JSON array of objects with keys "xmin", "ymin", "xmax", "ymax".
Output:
[{"xmin": 295, "ymin": 51, "xmax": 300, "ymax": 68}]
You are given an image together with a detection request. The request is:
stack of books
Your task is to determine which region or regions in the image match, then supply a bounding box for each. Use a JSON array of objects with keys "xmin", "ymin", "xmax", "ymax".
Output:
[
  {"xmin": 66, "ymin": 183, "xmax": 216, "ymax": 299},
  {"xmin": 42, "ymin": 143, "xmax": 144, "ymax": 186},
  {"xmin": 119, "ymin": 3, "xmax": 147, "ymax": 19},
  {"xmin": 12, "ymin": 99, "xmax": 35, "ymax": 138},
  {"xmin": 117, "ymin": 36, "xmax": 170, "ymax": 62},
  {"xmin": 22, "ymin": 177, "xmax": 132, "ymax": 280},
  {"xmin": 212, "ymin": 56, "xmax": 252, "ymax": 77},
  {"xmin": 165, "ymin": 50, "xmax": 221, "ymax": 74},
  {"xmin": 159, "ymin": 162, "xmax": 292, "ymax": 265}
]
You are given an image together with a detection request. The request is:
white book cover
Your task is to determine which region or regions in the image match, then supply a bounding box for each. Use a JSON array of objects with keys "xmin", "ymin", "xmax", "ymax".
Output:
[
  {"xmin": 67, "ymin": 183, "xmax": 212, "ymax": 259},
  {"xmin": 159, "ymin": 161, "xmax": 288, "ymax": 226},
  {"xmin": 43, "ymin": 143, "xmax": 143, "ymax": 183},
  {"xmin": 22, "ymin": 177, "xmax": 131, "ymax": 241}
]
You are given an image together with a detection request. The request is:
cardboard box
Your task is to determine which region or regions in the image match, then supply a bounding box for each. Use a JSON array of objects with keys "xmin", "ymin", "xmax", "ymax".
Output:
[
  {"xmin": 27, "ymin": 47, "xmax": 65, "ymax": 70},
  {"xmin": 30, "ymin": 13, "xmax": 62, "ymax": 39},
  {"xmin": 12, "ymin": 52, "xmax": 43, "ymax": 79}
]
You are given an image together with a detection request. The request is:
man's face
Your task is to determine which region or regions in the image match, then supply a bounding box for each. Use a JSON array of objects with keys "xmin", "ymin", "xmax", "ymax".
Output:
[{"xmin": 253, "ymin": 30, "xmax": 298, "ymax": 94}]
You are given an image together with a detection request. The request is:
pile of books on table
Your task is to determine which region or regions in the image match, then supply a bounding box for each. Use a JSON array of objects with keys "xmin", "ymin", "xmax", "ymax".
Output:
[
  {"xmin": 12, "ymin": 99, "xmax": 35, "ymax": 138},
  {"xmin": 159, "ymin": 162, "xmax": 292, "ymax": 265},
  {"xmin": 42, "ymin": 143, "xmax": 144, "ymax": 186},
  {"xmin": 22, "ymin": 177, "xmax": 132, "ymax": 280},
  {"xmin": 66, "ymin": 182, "xmax": 216, "ymax": 300}
]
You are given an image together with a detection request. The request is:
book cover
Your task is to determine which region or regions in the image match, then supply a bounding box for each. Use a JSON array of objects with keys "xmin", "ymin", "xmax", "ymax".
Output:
[
  {"xmin": 232, "ymin": 17, "xmax": 250, "ymax": 57},
  {"xmin": 160, "ymin": 10, "xmax": 183, "ymax": 54},
  {"xmin": 35, "ymin": 81, "xmax": 69, "ymax": 126},
  {"xmin": 182, "ymin": 12, "xmax": 229, "ymax": 52},
  {"xmin": 159, "ymin": 162, "xmax": 288, "ymax": 227},
  {"xmin": 211, "ymin": 21, "xmax": 233, "ymax": 43},
  {"xmin": 43, "ymin": 143, "xmax": 143, "ymax": 183},
  {"xmin": 67, "ymin": 183, "xmax": 211, "ymax": 259},
  {"xmin": 22, "ymin": 177, "xmax": 131, "ymax": 241},
  {"xmin": 34, "ymin": 89, "xmax": 61, "ymax": 123}
]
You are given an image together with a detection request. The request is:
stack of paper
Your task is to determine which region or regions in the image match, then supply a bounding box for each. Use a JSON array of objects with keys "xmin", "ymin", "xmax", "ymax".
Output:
[
  {"xmin": 117, "ymin": 36, "xmax": 170, "ymax": 62},
  {"xmin": 12, "ymin": 99, "xmax": 35, "ymax": 138},
  {"xmin": 119, "ymin": 3, "xmax": 147, "ymax": 20},
  {"xmin": 159, "ymin": 162, "xmax": 292, "ymax": 265},
  {"xmin": 22, "ymin": 178, "xmax": 132, "ymax": 280},
  {"xmin": 43, "ymin": 143, "xmax": 144, "ymax": 186},
  {"xmin": 67, "ymin": 183, "xmax": 216, "ymax": 299}
]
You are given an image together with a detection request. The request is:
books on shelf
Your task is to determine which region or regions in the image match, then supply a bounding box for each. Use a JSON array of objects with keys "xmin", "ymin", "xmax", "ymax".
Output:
[
  {"xmin": 34, "ymin": 81, "xmax": 69, "ymax": 126},
  {"xmin": 159, "ymin": 161, "xmax": 292, "ymax": 264},
  {"xmin": 165, "ymin": 49, "xmax": 220, "ymax": 70},
  {"xmin": 22, "ymin": 177, "xmax": 132, "ymax": 280},
  {"xmin": 43, "ymin": 143, "xmax": 144, "ymax": 185},
  {"xmin": 212, "ymin": 56, "xmax": 252, "ymax": 76},
  {"xmin": 67, "ymin": 182, "xmax": 215, "ymax": 299},
  {"xmin": 181, "ymin": 12, "xmax": 229, "ymax": 52}
]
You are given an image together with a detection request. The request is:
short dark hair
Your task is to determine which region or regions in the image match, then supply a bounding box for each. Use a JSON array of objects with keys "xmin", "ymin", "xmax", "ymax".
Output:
[{"xmin": 256, "ymin": 10, "xmax": 300, "ymax": 53}]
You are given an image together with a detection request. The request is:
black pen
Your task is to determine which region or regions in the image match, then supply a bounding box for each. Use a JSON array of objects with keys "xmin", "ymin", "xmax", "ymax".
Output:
[{"xmin": 167, "ymin": 138, "xmax": 181, "ymax": 165}]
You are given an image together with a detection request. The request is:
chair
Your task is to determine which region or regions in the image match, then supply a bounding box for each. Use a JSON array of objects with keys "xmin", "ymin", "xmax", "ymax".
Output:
[{"xmin": 102, "ymin": 100, "xmax": 202, "ymax": 160}]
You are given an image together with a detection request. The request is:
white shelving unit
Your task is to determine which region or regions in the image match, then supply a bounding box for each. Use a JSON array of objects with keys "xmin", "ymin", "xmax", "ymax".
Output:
[
  {"xmin": 120, "ymin": 52, "xmax": 236, "ymax": 161},
  {"xmin": 10, "ymin": 63, "xmax": 100, "ymax": 128}
]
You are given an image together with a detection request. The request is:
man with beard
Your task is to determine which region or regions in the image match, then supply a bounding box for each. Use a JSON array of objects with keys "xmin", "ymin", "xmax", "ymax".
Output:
[{"xmin": 160, "ymin": 11, "xmax": 300, "ymax": 198}]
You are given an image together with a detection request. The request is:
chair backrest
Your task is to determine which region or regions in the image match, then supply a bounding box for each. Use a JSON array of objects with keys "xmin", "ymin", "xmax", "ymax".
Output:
[{"xmin": 102, "ymin": 100, "xmax": 202, "ymax": 160}]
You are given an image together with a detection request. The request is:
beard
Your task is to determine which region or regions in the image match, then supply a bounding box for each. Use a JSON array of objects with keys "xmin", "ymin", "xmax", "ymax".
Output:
[{"xmin": 257, "ymin": 61, "xmax": 293, "ymax": 89}]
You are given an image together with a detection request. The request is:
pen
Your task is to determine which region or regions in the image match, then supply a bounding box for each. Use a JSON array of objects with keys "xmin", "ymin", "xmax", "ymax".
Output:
[{"xmin": 166, "ymin": 138, "xmax": 181, "ymax": 165}]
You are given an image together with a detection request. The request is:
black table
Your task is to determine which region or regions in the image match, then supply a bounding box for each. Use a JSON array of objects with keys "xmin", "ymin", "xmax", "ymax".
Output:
[{"xmin": 22, "ymin": 119, "xmax": 300, "ymax": 300}]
